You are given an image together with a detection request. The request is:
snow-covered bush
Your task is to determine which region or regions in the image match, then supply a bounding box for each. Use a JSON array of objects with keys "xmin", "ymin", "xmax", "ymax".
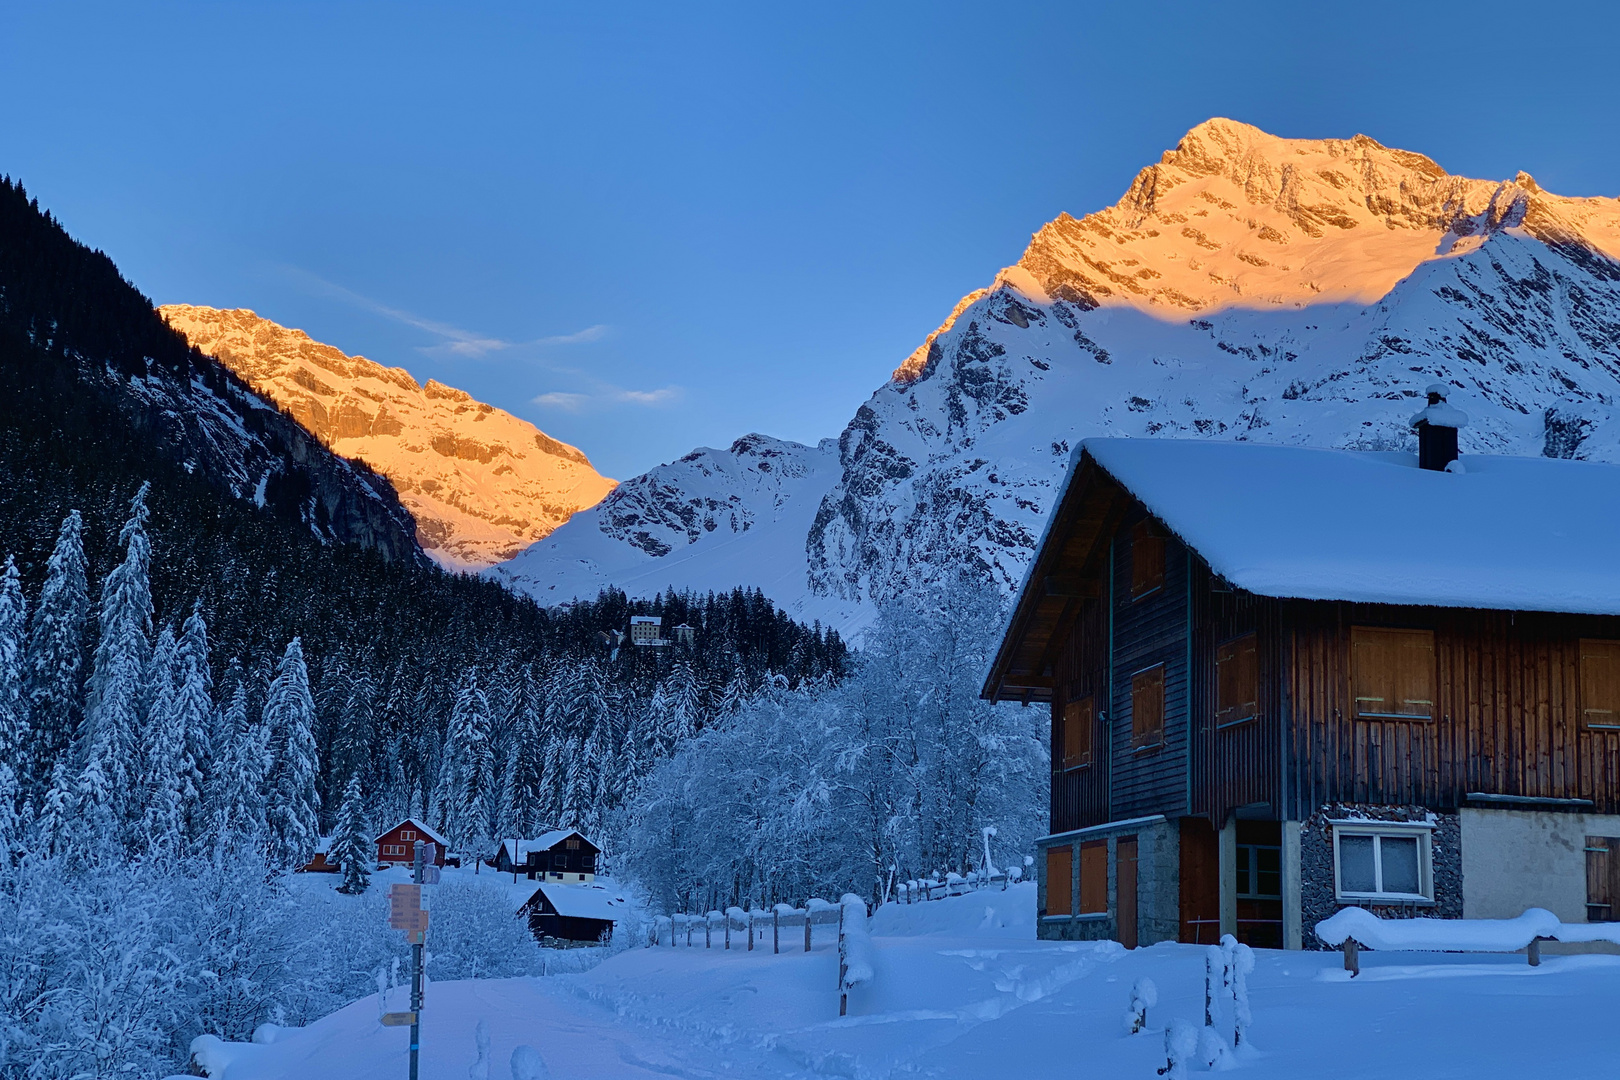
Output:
[
  {"xmin": 511, "ymin": 1044, "xmax": 550, "ymax": 1080},
  {"xmin": 425, "ymin": 882, "xmax": 548, "ymax": 981},
  {"xmin": 1197, "ymin": 1025, "xmax": 1230, "ymax": 1069},
  {"xmin": 622, "ymin": 577, "xmax": 1046, "ymax": 911},
  {"xmin": 1158, "ymin": 1019, "xmax": 1198, "ymax": 1079},
  {"xmin": 1124, "ymin": 976, "xmax": 1157, "ymax": 1034}
]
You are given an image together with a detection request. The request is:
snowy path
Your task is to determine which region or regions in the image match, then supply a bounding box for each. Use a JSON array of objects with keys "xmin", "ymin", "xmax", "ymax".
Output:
[{"xmin": 199, "ymin": 886, "xmax": 1620, "ymax": 1080}]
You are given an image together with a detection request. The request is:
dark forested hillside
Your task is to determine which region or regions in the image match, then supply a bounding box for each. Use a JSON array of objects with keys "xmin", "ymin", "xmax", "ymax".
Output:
[{"xmin": 0, "ymin": 178, "xmax": 843, "ymax": 832}]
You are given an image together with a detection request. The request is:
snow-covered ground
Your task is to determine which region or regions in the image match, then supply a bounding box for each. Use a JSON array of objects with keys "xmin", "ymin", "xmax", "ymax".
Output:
[{"xmin": 192, "ymin": 882, "xmax": 1620, "ymax": 1080}]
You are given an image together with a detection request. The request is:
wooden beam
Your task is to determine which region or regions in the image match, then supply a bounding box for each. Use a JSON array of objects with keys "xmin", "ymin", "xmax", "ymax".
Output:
[
  {"xmin": 1000, "ymin": 674, "xmax": 1055, "ymax": 689},
  {"xmin": 1044, "ymin": 575, "xmax": 1099, "ymax": 599}
]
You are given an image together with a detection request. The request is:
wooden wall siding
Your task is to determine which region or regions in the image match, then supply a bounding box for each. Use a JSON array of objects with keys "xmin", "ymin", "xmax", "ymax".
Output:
[
  {"xmin": 1188, "ymin": 561, "xmax": 1283, "ymax": 825},
  {"xmin": 1052, "ymin": 592, "xmax": 1110, "ymax": 834},
  {"xmin": 1281, "ymin": 604, "xmax": 1620, "ymax": 818},
  {"xmin": 1109, "ymin": 509, "xmax": 1191, "ymax": 820}
]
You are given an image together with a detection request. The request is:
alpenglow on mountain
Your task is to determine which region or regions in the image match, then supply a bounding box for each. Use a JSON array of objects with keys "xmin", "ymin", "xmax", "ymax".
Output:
[
  {"xmin": 495, "ymin": 118, "xmax": 1620, "ymax": 633},
  {"xmin": 162, "ymin": 306, "xmax": 617, "ymax": 570}
]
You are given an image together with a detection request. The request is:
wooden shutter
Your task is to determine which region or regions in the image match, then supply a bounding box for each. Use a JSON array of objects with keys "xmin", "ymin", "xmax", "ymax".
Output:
[
  {"xmin": 1587, "ymin": 836, "xmax": 1620, "ymax": 922},
  {"xmin": 1581, "ymin": 640, "xmax": 1620, "ymax": 729},
  {"xmin": 1130, "ymin": 520, "xmax": 1164, "ymax": 600},
  {"xmin": 1045, "ymin": 847, "xmax": 1073, "ymax": 916},
  {"xmin": 1215, "ymin": 632, "xmax": 1259, "ymax": 728},
  {"xmin": 1352, "ymin": 627, "xmax": 1434, "ymax": 720},
  {"xmin": 1062, "ymin": 696, "xmax": 1094, "ymax": 769},
  {"xmin": 1079, "ymin": 840, "xmax": 1108, "ymax": 914},
  {"xmin": 1132, "ymin": 664, "xmax": 1165, "ymax": 750}
]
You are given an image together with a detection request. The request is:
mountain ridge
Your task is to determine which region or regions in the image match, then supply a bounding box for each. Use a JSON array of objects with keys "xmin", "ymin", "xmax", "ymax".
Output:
[
  {"xmin": 160, "ymin": 306, "xmax": 617, "ymax": 570},
  {"xmin": 495, "ymin": 118, "xmax": 1620, "ymax": 633}
]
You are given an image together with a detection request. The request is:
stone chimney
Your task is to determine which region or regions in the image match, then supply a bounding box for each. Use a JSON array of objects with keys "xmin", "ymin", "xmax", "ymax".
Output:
[{"xmin": 1410, "ymin": 383, "xmax": 1468, "ymax": 472}]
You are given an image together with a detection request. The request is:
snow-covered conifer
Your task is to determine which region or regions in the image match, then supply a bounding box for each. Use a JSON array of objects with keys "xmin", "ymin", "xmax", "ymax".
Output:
[
  {"xmin": 209, "ymin": 683, "xmax": 272, "ymax": 848},
  {"xmin": 175, "ymin": 603, "xmax": 215, "ymax": 839},
  {"xmin": 22, "ymin": 510, "xmax": 88, "ymax": 793},
  {"xmin": 138, "ymin": 625, "xmax": 187, "ymax": 859},
  {"xmin": 434, "ymin": 668, "xmax": 495, "ymax": 856},
  {"xmin": 265, "ymin": 638, "xmax": 320, "ymax": 867},
  {"xmin": 0, "ymin": 557, "xmax": 28, "ymax": 768},
  {"xmin": 82, "ymin": 484, "xmax": 154, "ymax": 824},
  {"xmin": 0, "ymin": 761, "xmax": 21, "ymax": 866},
  {"xmin": 332, "ymin": 775, "xmax": 371, "ymax": 894}
]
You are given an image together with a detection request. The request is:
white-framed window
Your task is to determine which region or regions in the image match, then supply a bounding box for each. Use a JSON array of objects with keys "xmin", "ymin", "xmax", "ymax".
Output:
[
  {"xmin": 401, "ymin": 829, "xmax": 417, "ymax": 841},
  {"xmin": 1330, "ymin": 820, "xmax": 1434, "ymax": 903}
]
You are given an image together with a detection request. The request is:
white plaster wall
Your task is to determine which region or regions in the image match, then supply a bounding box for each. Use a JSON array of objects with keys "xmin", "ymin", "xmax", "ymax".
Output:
[{"xmin": 1460, "ymin": 809, "xmax": 1620, "ymax": 922}]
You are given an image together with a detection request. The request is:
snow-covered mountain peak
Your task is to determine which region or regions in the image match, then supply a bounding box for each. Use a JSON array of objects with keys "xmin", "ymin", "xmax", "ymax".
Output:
[
  {"xmin": 500, "ymin": 120, "xmax": 1620, "ymax": 636},
  {"xmin": 895, "ymin": 119, "xmax": 1619, "ymax": 382},
  {"xmin": 161, "ymin": 305, "xmax": 616, "ymax": 570}
]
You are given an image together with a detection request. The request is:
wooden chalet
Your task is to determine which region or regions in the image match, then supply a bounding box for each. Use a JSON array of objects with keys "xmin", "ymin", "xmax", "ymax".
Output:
[
  {"xmin": 297, "ymin": 836, "xmax": 338, "ymax": 874},
  {"xmin": 375, "ymin": 818, "xmax": 449, "ymax": 867},
  {"xmin": 519, "ymin": 882, "xmax": 625, "ymax": 945},
  {"xmin": 986, "ymin": 395, "xmax": 1620, "ymax": 949},
  {"xmin": 489, "ymin": 830, "xmax": 600, "ymax": 882}
]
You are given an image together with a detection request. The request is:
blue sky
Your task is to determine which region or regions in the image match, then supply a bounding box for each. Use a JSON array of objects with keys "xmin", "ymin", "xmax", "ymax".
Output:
[{"xmin": 3, "ymin": 1, "xmax": 1616, "ymax": 479}]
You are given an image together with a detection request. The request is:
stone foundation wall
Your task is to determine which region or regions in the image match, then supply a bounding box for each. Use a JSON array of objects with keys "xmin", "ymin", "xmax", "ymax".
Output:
[
  {"xmin": 1036, "ymin": 818, "xmax": 1180, "ymax": 945},
  {"xmin": 1299, "ymin": 803, "xmax": 1461, "ymax": 949}
]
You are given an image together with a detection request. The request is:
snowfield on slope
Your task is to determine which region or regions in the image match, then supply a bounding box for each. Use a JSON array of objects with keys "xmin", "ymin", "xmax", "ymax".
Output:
[{"xmin": 191, "ymin": 884, "xmax": 1620, "ymax": 1080}]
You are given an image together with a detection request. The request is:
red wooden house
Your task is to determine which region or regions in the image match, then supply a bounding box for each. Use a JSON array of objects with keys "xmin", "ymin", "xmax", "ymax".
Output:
[
  {"xmin": 375, "ymin": 818, "xmax": 449, "ymax": 867},
  {"xmin": 986, "ymin": 402, "xmax": 1620, "ymax": 951}
]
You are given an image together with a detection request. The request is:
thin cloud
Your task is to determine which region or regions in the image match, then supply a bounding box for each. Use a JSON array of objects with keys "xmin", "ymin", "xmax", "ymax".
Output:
[
  {"xmin": 282, "ymin": 266, "xmax": 608, "ymax": 359},
  {"xmin": 532, "ymin": 384, "xmax": 683, "ymax": 412},
  {"xmin": 537, "ymin": 324, "xmax": 609, "ymax": 346}
]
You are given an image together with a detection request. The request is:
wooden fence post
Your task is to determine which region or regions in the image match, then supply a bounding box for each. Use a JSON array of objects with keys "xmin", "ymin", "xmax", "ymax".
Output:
[
  {"xmin": 747, "ymin": 910, "xmax": 754, "ymax": 951},
  {"xmin": 686, "ymin": 915, "xmax": 693, "ymax": 947},
  {"xmin": 725, "ymin": 914, "xmax": 731, "ymax": 950},
  {"xmin": 804, "ymin": 907, "xmax": 812, "ymax": 952},
  {"xmin": 773, "ymin": 908, "xmax": 780, "ymax": 954},
  {"xmin": 1528, "ymin": 937, "xmax": 1542, "ymax": 967},
  {"xmin": 1342, "ymin": 937, "xmax": 1359, "ymax": 977},
  {"xmin": 838, "ymin": 903, "xmax": 848, "ymax": 1017}
]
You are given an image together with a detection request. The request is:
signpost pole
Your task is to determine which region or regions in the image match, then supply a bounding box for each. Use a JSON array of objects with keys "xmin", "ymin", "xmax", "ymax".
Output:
[{"xmin": 409, "ymin": 839, "xmax": 424, "ymax": 1080}]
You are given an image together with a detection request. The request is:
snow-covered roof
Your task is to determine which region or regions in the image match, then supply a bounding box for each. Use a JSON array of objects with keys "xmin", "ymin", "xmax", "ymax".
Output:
[
  {"xmin": 1082, "ymin": 438, "xmax": 1620, "ymax": 614},
  {"xmin": 529, "ymin": 883, "xmax": 627, "ymax": 922},
  {"xmin": 375, "ymin": 817, "xmax": 448, "ymax": 846},
  {"xmin": 497, "ymin": 830, "xmax": 591, "ymax": 862}
]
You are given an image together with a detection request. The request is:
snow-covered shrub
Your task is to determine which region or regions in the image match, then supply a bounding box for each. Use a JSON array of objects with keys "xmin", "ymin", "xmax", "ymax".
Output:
[
  {"xmin": 622, "ymin": 577, "xmax": 1046, "ymax": 911},
  {"xmin": 1197, "ymin": 1025, "xmax": 1231, "ymax": 1069},
  {"xmin": 1124, "ymin": 976, "xmax": 1158, "ymax": 1034},
  {"xmin": 1231, "ymin": 942, "xmax": 1255, "ymax": 1048},
  {"xmin": 469, "ymin": 1018, "xmax": 492, "ymax": 1080},
  {"xmin": 511, "ymin": 1044, "xmax": 550, "ymax": 1080},
  {"xmin": 425, "ymin": 882, "xmax": 547, "ymax": 981},
  {"xmin": 1158, "ymin": 1019, "xmax": 1198, "ymax": 1079}
]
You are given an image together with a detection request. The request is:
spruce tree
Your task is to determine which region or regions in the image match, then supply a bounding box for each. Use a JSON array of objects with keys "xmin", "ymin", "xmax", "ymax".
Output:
[
  {"xmin": 332, "ymin": 774, "xmax": 371, "ymax": 895},
  {"xmin": 265, "ymin": 637, "xmax": 320, "ymax": 868},
  {"xmin": 22, "ymin": 510, "xmax": 88, "ymax": 795},
  {"xmin": 138, "ymin": 626, "xmax": 186, "ymax": 859},
  {"xmin": 82, "ymin": 484, "xmax": 154, "ymax": 827},
  {"xmin": 208, "ymin": 682, "xmax": 271, "ymax": 849},
  {"xmin": 0, "ymin": 557, "xmax": 28, "ymax": 769},
  {"xmin": 174, "ymin": 604, "xmax": 214, "ymax": 841},
  {"xmin": 433, "ymin": 668, "xmax": 495, "ymax": 859}
]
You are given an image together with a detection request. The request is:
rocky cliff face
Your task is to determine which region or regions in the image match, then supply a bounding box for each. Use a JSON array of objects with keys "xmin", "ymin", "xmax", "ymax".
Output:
[
  {"xmin": 499, "ymin": 119, "xmax": 1620, "ymax": 633},
  {"xmin": 161, "ymin": 306, "xmax": 616, "ymax": 570}
]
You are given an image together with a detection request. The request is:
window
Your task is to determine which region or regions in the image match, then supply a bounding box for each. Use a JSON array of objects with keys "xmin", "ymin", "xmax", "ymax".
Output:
[
  {"xmin": 1581, "ymin": 640, "xmax": 1620, "ymax": 730},
  {"xmin": 1079, "ymin": 840, "xmax": 1108, "ymax": 914},
  {"xmin": 1045, "ymin": 847, "xmax": 1073, "ymax": 916},
  {"xmin": 554, "ymin": 853, "xmax": 568, "ymax": 869},
  {"xmin": 401, "ymin": 829, "xmax": 416, "ymax": 841},
  {"xmin": 1351, "ymin": 627, "xmax": 1435, "ymax": 721},
  {"xmin": 1131, "ymin": 664, "xmax": 1165, "ymax": 751},
  {"xmin": 1060, "ymin": 695, "xmax": 1094, "ymax": 769},
  {"xmin": 581, "ymin": 854, "xmax": 595, "ymax": 871},
  {"xmin": 1130, "ymin": 520, "xmax": 1164, "ymax": 600},
  {"xmin": 566, "ymin": 838, "xmax": 581, "ymax": 850},
  {"xmin": 1331, "ymin": 821, "xmax": 1433, "ymax": 902},
  {"xmin": 1216, "ymin": 632, "xmax": 1259, "ymax": 728},
  {"xmin": 1235, "ymin": 842, "xmax": 1281, "ymax": 900}
]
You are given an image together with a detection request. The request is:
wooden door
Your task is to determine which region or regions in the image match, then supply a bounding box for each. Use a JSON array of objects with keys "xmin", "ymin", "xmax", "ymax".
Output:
[
  {"xmin": 1117, "ymin": 836, "xmax": 1139, "ymax": 949},
  {"xmin": 1180, "ymin": 817, "xmax": 1220, "ymax": 944}
]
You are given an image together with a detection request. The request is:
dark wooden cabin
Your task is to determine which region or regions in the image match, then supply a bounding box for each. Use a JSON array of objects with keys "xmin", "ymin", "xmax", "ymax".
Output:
[
  {"xmin": 520, "ymin": 883, "xmax": 623, "ymax": 945},
  {"xmin": 489, "ymin": 830, "xmax": 600, "ymax": 882},
  {"xmin": 986, "ymin": 429, "xmax": 1620, "ymax": 949}
]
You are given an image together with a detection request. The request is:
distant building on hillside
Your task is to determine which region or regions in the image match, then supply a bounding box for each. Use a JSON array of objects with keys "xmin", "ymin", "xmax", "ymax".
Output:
[
  {"xmin": 630, "ymin": 615, "xmax": 668, "ymax": 647},
  {"xmin": 297, "ymin": 836, "xmax": 338, "ymax": 873},
  {"xmin": 489, "ymin": 829, "xmax": 600, "ymax": 882},
  {"xmin": 375, "ymin": 818, "xmax": 449, "ymax": 868},
  {"xmin": 672, "ymin": 622, "xmax": 696, "ymax": 645},
  {"xmin": 519, "ymin": 882, "xmax": 625, "ymax": 945}
]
